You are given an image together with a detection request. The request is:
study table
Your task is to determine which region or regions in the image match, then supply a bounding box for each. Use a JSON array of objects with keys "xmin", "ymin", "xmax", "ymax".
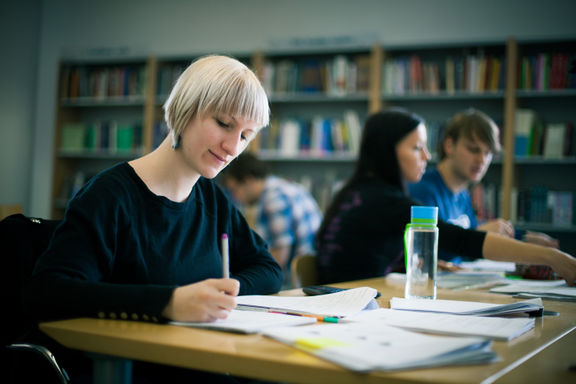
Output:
[{"xmin": 40, "ymin": 277, "xmax": 576, "ymax": 384}]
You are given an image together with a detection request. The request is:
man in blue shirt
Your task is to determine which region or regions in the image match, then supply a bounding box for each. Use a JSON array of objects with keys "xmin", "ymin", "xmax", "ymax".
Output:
[
  {"xmin": 222, "ymin": 152, "xmax": 322, "ymax": 287},
  {"xmin": 410, "ymin": 109, "xmax": 557, "ymax": 261}
]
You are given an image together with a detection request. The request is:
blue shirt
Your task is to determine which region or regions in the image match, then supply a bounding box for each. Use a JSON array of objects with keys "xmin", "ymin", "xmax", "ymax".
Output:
[
  {"xmin": 409, "ymin": 168, "xmax": 478, "ymax": 261},
  {"xmin": 409, "ymin": 168, "xmax": 478, "ymax": 229}
]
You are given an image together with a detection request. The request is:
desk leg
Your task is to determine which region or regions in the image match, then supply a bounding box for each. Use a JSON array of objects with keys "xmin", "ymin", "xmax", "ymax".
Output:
[{"xmin": 87, "ymin": 353, "xmax": 133, "ymax": 384}]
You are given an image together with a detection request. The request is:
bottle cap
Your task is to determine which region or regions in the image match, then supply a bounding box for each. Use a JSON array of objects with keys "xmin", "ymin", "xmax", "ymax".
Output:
[{"xmin": 410, "ymin": 206, "xmax": 438, "ymax": 225}]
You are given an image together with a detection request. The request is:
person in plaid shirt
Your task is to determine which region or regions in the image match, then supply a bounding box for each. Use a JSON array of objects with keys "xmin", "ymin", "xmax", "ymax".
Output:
[{"xmin": 222, "ymin": 152, "xmax": 322, "ymax": 287}]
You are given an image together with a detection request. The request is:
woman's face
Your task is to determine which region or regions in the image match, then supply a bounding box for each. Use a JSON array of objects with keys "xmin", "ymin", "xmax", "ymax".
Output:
[
  {"xmin": 396, "ymin": 123, "xmax": 431, "ymax": 183},
  {"xmin": 180, "ymin": 113, "xmax": 259, "ymax": 179}
]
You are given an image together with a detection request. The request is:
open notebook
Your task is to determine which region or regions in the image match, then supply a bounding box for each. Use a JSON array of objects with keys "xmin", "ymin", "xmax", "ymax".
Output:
[
  {"xmin": 235, "ymin": 286, "xmax": 378, "ymax": 318},
  {"xmin": 171, "ymin": 286, "xmax": 378, "ymax": 333}
]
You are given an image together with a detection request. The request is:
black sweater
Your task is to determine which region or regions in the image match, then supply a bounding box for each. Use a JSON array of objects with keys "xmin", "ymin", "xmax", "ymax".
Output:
[
  {"xmin": 24, "ymin": 162, "xmax": 282, "ymax": 322},
  {"xmin": 316, "ymin": 179, "xmax": 486, "ymax": 284}
]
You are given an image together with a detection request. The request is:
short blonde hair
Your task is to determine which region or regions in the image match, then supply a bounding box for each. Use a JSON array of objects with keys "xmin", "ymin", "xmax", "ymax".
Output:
[{"xmin": 163, "ymin": 55, "xmax": 269, "ymax": 139}]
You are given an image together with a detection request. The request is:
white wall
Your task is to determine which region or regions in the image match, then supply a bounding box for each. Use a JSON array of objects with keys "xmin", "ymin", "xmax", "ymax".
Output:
[
  {"xmin": 0, "ymin": 0, "xmax": 41, "ymax": 214},
  {"xmin": 5, "ymin": 0, "xmax": 576, "ymax": 217}
]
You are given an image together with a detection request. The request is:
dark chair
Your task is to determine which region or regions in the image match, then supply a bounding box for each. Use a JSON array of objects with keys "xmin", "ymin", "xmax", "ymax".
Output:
[
  {"xmin": 290, "ymin": 254, "xmax": 318, "ymax": 288},
  {"xmin": 0, "ymin": 214, "xmax": 70, "ymax": 383}
]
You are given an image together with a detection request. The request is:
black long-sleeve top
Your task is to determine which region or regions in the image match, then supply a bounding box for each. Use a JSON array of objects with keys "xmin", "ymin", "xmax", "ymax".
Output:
[
  {"xmin": 23, "ymin": 162, "xmax": 283, "ymax": 323},
  {"xmin": 316, "ymin": 179, "xmax": 486, "ymax": 284}
]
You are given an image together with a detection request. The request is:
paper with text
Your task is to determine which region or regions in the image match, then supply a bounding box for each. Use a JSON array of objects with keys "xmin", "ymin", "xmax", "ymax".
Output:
[
  {"xmin": 236, "ymin": 286, "xmax": 378, "ymax": 318},
  {"xmin": 170, "ymin": 309, "xmax": 316, "ymax": 334},
  {"xmin": 490, "ymin": 280, "xmax": 576, "ymax": 298},
  {"xmin": 264, "ymin": 320, "xmax": 496, "ymax": 372},
  {"xmin": 389, "ymin": 297, "xmax": 543, "ymax": 316},
  {"xmin": 349, "ymin": 308, "xmax": 534, "ymax": 341}
]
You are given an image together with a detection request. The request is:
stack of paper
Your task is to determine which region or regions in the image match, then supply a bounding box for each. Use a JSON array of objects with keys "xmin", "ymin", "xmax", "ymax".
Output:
[
  {"xmin": 458, "ymin": 259, "xmax": 516, "ymax": 272},
  {"xmin": 263, "ymin": 321, "xmax": 497, "ymax": 372},
  {"xmin": 350, "ymin": 308, "xmax": 535, "ymax": 341},
  {"xmin": 437, "ymin": 272, "xmax": 508, "ymax": 290},
  {"xmin": 490, "ymin": 280, "xmax": 576, "ymax": 301},
  {"xmin": 389, "ymin": 297, "xmax": 543, "ymax": 316}
]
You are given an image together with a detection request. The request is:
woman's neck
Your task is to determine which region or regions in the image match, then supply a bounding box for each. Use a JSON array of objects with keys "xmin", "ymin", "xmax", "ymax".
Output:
[{"xmin": 129, "ymin": 139, "xmax": 200, "ymax": 202}]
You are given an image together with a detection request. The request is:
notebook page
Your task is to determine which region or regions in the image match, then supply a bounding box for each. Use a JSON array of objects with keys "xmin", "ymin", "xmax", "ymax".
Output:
[
  {"xmin": 170, "ymin": 309, "xmax": 316, "ymax": 334},
  {"xmin": 236, "ymin": 286, "xmax": 378, "ymax": 318}
]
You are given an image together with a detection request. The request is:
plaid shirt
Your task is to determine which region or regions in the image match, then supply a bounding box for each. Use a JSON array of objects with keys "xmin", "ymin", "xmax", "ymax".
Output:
[{"xmin": 255, "ymin": 176, "xmax": 322, "ymax": 271}]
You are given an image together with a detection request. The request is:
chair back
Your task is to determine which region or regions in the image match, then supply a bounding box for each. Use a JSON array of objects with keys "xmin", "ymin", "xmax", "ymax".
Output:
[
  {"xmin": 0, "ymin": 214, "xmax": 70, "ymax": 384},
  {"xmin": 290, "ymin": 254, "xmax": 318, "ymax": 288}
]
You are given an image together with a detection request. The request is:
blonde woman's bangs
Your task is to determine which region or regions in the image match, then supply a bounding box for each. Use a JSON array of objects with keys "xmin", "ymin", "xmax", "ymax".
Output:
[{"xmin": 164, "ymin": 55, "xmax": 269, "ymax": 134}]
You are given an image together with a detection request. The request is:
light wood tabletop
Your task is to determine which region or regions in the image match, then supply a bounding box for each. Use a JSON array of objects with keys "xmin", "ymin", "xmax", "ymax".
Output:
[{"xmin": 40, "ymin": 277, "xmax": 576, "ymax": 384}]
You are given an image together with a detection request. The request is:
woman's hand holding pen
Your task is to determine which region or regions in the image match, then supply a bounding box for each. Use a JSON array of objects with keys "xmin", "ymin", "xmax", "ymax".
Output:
[{"xmin": 162, "ymin": 278, "xmax": 240, "ymax": 322}]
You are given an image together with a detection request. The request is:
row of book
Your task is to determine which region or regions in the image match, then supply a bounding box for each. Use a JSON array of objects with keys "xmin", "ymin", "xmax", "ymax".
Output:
[
  {"xmin": 514, "ymin": 109, "xmax": 574, "ymax": 158},
  {"xmin": 515, "ymin": 187, "xmax": 574, "ymax": 227},
  {"xmin": 471, "ymin": 183, "xmax": 574, "ymax": 227},
  {"xmin": 260, "ymin": 54, "xmax": 371, "ymax": 96},
  {"xmin": 251, "ymin": 117, "xmax": 447, "ymax": 162},
  {"xmin": 60, "ymin": 121, "xmax": 142, "ymax": 153},
  {"xmin": 518, "ymin": 52, "xmax": 576, "ymax": 91},
  {"xmin": 60, "ymin": 65, "xmax": 147, "ymax": 100},
  {"xmin": 254, "ymin": 110, "xmax": 362, "ymax": 156},
  {"xmin": 381, "ymin": 54, "xmax": 505, "ymax": 95}
]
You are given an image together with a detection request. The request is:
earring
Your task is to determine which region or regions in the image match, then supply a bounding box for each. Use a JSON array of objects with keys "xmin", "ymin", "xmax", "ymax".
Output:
[{"xmin": 171, "ymin": 133, "xmax": 181, "ymax": 150}]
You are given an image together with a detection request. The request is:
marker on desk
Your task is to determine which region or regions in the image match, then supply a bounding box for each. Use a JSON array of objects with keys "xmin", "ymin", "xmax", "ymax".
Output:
[
  {"xmin": 221, "ymin": 233, "xmax": 229, "ymax": 278},
  {"xmin": 269, "ymin": 311, "xmax": 339, "ymax": 323}
]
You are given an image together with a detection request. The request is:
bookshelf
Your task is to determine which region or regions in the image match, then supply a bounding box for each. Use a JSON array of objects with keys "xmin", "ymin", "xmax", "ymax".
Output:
[
  {"xmin": 249, "ymin": 45, "xmax": 382, "ymax": 209},
  {"xmin": 52, "ymin": 57, "xmax": 157, "ymax": 218},
  {"xmin": 507, "ymin": 38, "xmax": 576, "ymax": 253},
  {"xmin": 50, "ymin": 39, "xmax": 576, "ymax": 254}
]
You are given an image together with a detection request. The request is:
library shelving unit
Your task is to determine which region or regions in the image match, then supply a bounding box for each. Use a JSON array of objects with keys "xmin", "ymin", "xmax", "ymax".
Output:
[
  {"xmin": 249, "ymin": 45, "xmax": 382, "ymax": 209},
  {"xmin": 507, "ymin": 38, "xmax": 576, "ymax": 253},
  {"xmin": 52, "ymin": 56, "xmax": 157, "ymax": 218},
  {"xmin": 50, "ymin": 39, "xmax": 576, "ymax": 254}
]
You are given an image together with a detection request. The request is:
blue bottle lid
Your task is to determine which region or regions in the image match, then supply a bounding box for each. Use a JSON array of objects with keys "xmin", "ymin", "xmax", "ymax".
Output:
[{"xmin": 410, "ymin": 206, "xmax": 438, "ymax": 225}]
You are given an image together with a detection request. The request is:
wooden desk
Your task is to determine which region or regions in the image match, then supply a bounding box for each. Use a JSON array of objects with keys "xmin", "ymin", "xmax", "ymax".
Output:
[{"xmin": 40, "ymin": 277, "xmax": 576, "ymax": 384}]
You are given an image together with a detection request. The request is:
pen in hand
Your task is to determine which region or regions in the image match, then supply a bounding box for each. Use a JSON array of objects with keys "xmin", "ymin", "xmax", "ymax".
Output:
[{"xmin": 221, "ymin": 233, "xmax": 230, "ymax": 279}]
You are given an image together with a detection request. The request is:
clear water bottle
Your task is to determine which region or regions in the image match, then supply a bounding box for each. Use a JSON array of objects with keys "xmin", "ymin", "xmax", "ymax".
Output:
[{"xmin": 404, "ymin": 206, "xmax": 439, "ymax": 299}]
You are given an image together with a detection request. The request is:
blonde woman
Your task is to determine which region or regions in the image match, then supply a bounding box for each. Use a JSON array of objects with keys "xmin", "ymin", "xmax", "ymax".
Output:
[{"xmin": 24, "ymin": 55, "xmax": 281, "ymax": 383}]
